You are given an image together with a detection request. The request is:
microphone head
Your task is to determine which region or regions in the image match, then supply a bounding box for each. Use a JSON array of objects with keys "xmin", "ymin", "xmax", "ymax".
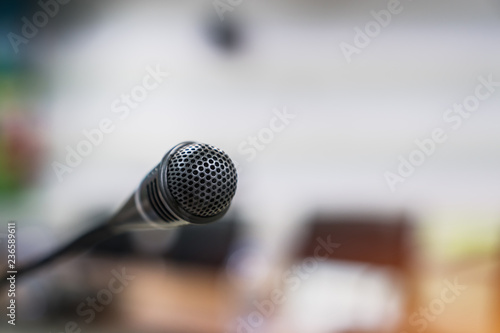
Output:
[
  {"xmin": 133, "ymin": 141, "xmax": 238, "ymax": 227},
  {"xmin": 166, "ymin": 142, "xmax": 237, "ymax": 218}
]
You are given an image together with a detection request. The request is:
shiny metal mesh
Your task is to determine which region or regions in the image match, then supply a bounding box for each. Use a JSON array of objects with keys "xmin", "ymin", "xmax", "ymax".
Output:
[{"xmin": 167, "ymin": 143, "xmax": 237, "ymax": 217}]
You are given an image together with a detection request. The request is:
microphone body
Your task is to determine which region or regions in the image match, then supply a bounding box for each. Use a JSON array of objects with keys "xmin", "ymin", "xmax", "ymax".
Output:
[{"xmin": 109, "ymin": 141, "xmax": 237, "ymax": 231}]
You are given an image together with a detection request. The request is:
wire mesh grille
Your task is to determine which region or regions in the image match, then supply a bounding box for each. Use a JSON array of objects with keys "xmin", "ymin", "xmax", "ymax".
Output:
[{"xmin": 167, "ymin": 143, "xmax": 237, "ymax": 217}]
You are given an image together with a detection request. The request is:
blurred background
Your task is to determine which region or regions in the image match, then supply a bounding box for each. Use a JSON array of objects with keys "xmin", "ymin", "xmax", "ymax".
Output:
[{"xmin": 1, "ymin": 0, "xmax": 500, "ymax": 332}]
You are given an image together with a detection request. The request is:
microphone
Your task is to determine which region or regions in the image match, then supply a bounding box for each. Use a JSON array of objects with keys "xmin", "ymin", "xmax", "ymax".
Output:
[
  {"xmin": 1, "ymin": 141, "xmax": 237, "ymax": 285},
  {"xmin": 109, "ymin": 141, "xmax": 238, "ymax": 231}
]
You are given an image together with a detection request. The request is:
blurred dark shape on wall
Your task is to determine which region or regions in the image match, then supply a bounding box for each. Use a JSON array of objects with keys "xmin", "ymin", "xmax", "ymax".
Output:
[{"xmin": 207, "ymin": 18, "xmax": 242, "ymax": 53}]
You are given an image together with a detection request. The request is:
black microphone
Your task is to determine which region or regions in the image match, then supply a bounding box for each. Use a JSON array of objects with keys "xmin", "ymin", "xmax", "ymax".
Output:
[
  {"xmin": 1, "ymin": 141, "xmax": 237, "ymax": 285},
  {"xmin": 109, "ymin": 141, "xmax": 238, "ymax": 231}
]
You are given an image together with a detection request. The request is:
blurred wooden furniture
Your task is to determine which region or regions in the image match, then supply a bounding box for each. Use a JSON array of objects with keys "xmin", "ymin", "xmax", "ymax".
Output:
[{"xmin": 295, "ymin": 213, "xmax": 417, "ymax": 333}]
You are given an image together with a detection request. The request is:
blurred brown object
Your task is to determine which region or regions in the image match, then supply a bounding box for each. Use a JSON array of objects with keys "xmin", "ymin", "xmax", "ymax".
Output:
[
  {"xmin": 0, "ymin": 112, "xmax": 44, "ymax": 192},
  {"xmin": 297, "ymin": 213, "xmax": 412, "ymax": 268},
  {"xmin": 119, "ymin": 263, "xmax": 236, "ymax": 333},
  {"xmin": 295, "ymin": 213, "xmax": 418, "ymax": 333}
]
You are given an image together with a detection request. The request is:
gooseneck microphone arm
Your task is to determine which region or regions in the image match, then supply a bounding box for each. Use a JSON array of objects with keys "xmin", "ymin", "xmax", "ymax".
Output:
[
  {"xmin": 2, "ymin": 224, "xmax": 115, "ymax": 286},
  {"xmin": 1, "ymin": 141, "xmax": 238, "ymax": 288}
]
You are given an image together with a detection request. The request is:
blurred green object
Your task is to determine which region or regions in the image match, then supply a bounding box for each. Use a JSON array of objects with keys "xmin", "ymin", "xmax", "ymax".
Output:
[{"xmin": 0, "ymin": 141, "xmax": 21, "ymax": 195}]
